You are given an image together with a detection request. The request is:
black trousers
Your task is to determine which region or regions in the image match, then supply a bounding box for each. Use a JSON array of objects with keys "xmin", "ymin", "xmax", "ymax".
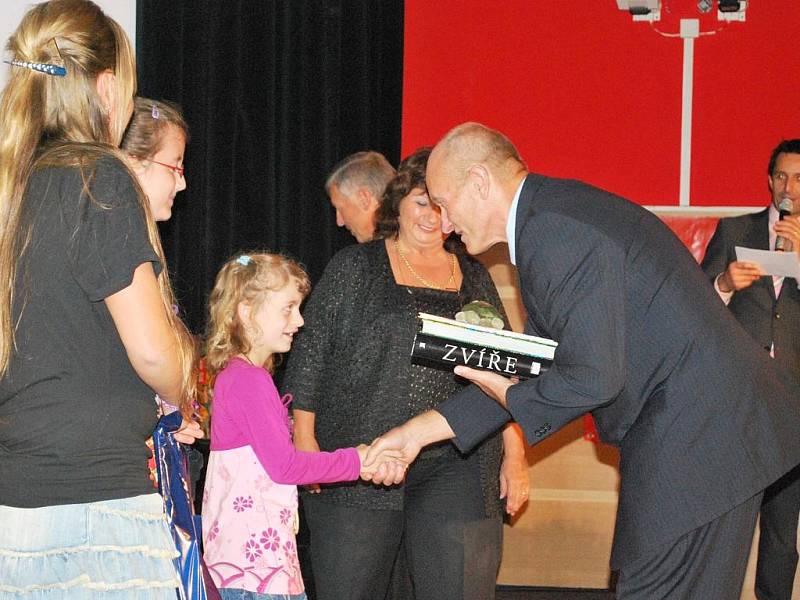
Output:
[
  {"xmin": 756, "ymin": 463, "xmax": 800, "ymax": 600},
  {"xmin": 302, "ymin": 452, "xmax": 503, "ymax": 600},
  {"xmin": 616, "ymin": 492, "xmax": 762, "ymax": 599}
]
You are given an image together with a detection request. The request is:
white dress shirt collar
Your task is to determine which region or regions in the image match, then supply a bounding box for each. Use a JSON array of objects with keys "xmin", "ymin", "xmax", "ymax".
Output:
[{"xmin": 506, "ymin": 178, "xmax": 526, "ymax": 266}]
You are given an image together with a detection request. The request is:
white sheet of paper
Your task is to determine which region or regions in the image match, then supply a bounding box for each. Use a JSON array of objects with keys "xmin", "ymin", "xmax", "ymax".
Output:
[{"xmin": 735, "ymin": 246, "xmax": 800, "ymax": 279}]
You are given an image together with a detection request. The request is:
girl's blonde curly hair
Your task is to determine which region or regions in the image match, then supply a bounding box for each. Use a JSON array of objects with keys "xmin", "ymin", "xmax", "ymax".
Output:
[{"xmin": 205, "ymin": 252, "xmax": 310, "ymax": 374}]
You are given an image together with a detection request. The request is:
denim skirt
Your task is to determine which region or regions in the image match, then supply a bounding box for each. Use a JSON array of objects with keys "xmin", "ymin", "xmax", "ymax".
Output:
[
  {"xmin": 0, "ymin": 493, "xmax": 180, "ymax": 599},
  {"xmin": 218, "ymin": 589, "xmax": 307, "ymax": 600}
]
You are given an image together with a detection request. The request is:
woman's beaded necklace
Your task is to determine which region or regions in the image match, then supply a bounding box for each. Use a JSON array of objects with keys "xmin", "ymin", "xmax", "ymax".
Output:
[{"xmin": 394, "ymin": 238, "xmax": 456, "ymax": 290}]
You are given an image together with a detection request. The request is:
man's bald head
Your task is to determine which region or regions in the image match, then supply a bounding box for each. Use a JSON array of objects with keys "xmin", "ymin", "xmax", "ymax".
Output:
[
  {"xmin": 427, "ymin": 123, "xmax": 527, "ymax": 255},
  {"xmin": 429, "ymin": 122, "xmax": 526, "ymax": 189}
]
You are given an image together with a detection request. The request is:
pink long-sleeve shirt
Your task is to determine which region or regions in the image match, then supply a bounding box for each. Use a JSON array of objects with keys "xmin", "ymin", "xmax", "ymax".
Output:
[
  {"xmin": 202, "ymin": 358, "xmax": 359, "ymax": 594},
  {"xmin": 210, "ymin": 357, "xmax": 359, "ymax": 483}
]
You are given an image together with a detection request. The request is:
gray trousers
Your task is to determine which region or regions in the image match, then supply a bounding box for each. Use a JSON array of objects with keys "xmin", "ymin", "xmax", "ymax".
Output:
[
  {"xmin": 756, "ymin": 463, "xmax": 800, "ymax": 600},
  {"xmin": 616, "ymin": 492, "xmax": 762, "ymax": 599}
]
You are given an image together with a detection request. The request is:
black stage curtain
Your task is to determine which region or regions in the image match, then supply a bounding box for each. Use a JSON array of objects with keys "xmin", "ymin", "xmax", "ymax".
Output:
[{"xmin": 136, "ymin": 1, "xmax": 404, "ymax": 332}]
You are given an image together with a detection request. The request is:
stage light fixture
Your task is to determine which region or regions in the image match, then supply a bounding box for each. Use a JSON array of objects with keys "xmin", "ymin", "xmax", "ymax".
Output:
[
  {"xmin": 616, "ymin": 0, "xmax": 661, "ymax": 21},
  {"xmin": 717, "ymin": 0, "xmax": 747, "ymax": 21}
]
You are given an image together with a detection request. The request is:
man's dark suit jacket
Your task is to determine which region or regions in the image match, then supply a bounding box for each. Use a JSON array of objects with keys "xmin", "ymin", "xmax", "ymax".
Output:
[
  {"xmin": 700, "ymin": 208, "xmax": 800, "ymax": 383},
  {"xmin": 437, "ymin": 174, "xmax": 800, "ymax": 569}
]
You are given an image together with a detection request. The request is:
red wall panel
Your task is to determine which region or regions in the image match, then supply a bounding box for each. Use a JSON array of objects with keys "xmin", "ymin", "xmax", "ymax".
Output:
[{"xmin": 402, "ymin": 1, "xmax": 800, "ymax": 206}]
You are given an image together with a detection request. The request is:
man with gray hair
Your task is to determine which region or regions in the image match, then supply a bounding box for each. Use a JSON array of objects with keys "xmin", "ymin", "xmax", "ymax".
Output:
[
  {"xmin": 325, "ymin": 150, "xmax": 395, "ymax": 242},
  {"xmin": 297, "ymin": 150, "xmax": 396, "ymax": 459}
]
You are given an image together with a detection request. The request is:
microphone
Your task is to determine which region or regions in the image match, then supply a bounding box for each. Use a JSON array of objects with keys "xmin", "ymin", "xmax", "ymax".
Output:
[{"xmin": 775, "ymin": 198, "xmax": 794, "ymax": 252}]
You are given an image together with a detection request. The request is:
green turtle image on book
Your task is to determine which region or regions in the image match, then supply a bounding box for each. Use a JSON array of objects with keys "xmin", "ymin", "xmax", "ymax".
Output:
[{"xmin": 454, "ymin": 300, "xmax": 505, "ymax": 330}]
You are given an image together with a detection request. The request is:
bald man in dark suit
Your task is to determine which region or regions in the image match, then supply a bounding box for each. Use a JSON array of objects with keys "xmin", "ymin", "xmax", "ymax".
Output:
[{"xmin": 364, "ymin": 123, "xmax": 800, "ymax": 599}]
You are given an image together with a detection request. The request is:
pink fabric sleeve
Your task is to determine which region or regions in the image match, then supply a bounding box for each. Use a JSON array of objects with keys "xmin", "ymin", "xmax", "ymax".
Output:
[{"xmin": 219, "ymin": 364, "xmax": 361, "ymax": 485}]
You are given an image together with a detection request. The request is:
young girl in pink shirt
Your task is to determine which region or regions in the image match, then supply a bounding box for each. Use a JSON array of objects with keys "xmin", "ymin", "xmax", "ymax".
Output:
[{"xmin": 202, "ymin": 253, "xmax": 367, "ymax": 599}]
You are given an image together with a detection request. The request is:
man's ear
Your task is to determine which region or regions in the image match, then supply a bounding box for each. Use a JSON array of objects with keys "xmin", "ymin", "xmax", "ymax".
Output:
[
  {"xmin": 467, "ymin": 164, "xmax": 490, "ymax": 200},
  {"xmin": 768, "ymin": 174, "xmax": 774, "ymax": 193},
  {"xmin": 356, "ymin": 187, "xmax": 376, "ymax": 211},
  {"xmin": 95, "ymin": 69, "xmax": 117, "ymax": 114}
]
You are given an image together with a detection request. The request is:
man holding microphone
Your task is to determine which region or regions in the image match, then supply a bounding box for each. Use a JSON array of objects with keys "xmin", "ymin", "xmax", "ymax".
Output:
[{"xmin": 701, "ymin": 139, "xmax": 800, "ymax": 600}]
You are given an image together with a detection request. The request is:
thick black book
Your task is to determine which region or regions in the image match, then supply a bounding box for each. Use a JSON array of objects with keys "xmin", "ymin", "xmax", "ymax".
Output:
[{"xmin": 411, "ymin": 332, "xmax": 552, "ymax": 380}]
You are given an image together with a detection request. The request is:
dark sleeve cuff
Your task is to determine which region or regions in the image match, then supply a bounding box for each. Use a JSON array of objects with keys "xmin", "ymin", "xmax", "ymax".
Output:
[
  {"xmin": 437, "ymin": 385, "xmax": 511, "ymax": 453},
  {"xmin": 290, "ymin": 396, "xmax": 316, "ymax": 412},
  {"xmin": 505, "ymin": 380, "xmax": 581, "ymax": 444}
]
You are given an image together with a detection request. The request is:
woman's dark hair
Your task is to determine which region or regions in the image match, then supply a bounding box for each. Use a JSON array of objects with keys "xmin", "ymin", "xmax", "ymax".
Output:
[{"xmin": 373, "ymin": 146, "xmax": 432, "ymax": 239}]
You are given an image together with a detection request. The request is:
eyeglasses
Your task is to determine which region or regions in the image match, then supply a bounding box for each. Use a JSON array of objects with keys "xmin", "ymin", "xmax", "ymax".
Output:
[{"xmin": 146, "ymin": 158, "xmax": 185, "ymax": 178}]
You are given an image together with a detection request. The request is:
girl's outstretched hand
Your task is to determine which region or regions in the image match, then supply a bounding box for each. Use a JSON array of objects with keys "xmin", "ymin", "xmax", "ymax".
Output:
[{"xmin": 357, "ymin": 443, "xmax": 408, "ymax": 484}]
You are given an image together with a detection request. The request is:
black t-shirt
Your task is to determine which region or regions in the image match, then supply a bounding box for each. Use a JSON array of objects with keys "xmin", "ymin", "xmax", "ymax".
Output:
[{"xmin": 0, "ymin": 155, "xmax": 162, "ymax": 507}]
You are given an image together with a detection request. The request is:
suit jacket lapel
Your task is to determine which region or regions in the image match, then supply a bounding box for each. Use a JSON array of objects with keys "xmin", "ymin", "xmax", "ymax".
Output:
[
  {"xmin": 514, "ymin": 173, "xmax": 550, "ymax": 337},
  {"xmin": 744, "ymin": 209, "xmax": 777, "ymax": 300},
  {"xmin": 513, "ymin": 173, "xmax": 544, "ymax": 251},
  {"xmin": 744, "ymin": 208, "xmax": 770, "ymax": 251}
]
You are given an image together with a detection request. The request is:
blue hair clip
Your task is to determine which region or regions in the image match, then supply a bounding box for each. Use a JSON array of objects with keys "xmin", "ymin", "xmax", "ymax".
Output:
[
  {"xmin": 151, "ymin": 104, "xmax": 160, "ymax": 119},
  {"xmin": 4, "ymin": 59, "xmax": 66, "ymax": 77},
  {"xmin": 236, "ymin": 255, "xmax": 252, "ymax": 266}
]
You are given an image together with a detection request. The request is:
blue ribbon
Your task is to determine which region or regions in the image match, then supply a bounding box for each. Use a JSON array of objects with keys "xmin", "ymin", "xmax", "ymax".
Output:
[{"xmin": 153, "ymin": 412, "xmax": 210, "ymax": 600}]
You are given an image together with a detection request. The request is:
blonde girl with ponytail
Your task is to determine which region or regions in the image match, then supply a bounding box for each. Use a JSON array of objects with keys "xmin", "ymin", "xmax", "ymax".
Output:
[{"xmin": 0, "ymin": 1, "xmax": 196, "ymax": 597}]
